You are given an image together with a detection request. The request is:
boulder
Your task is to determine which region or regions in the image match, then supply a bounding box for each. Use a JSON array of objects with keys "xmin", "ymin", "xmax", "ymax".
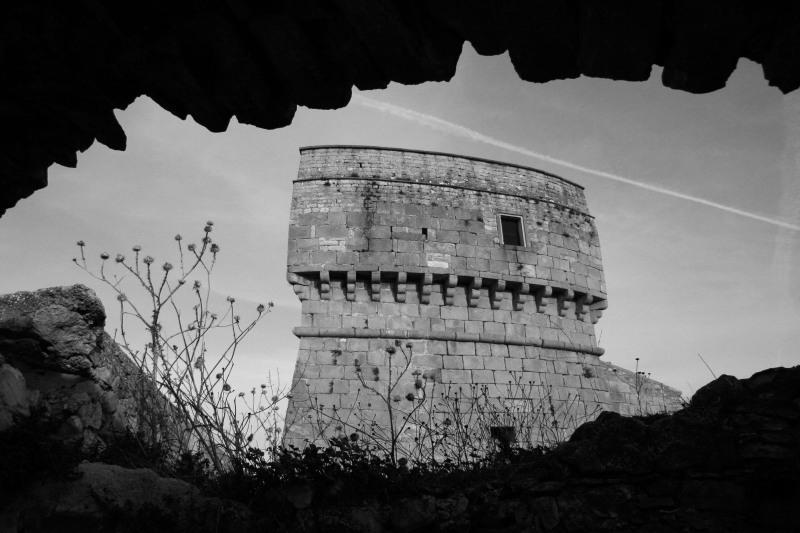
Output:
[{"xmin": 0, "ymin": 285, "xmax": 172, "ymax": 454}]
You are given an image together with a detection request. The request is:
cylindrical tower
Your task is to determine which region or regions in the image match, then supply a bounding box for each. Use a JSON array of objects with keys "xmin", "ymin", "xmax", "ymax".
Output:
[{"xmin": 283, "ymin": 146, "xmax": 673, "ymax": 449}]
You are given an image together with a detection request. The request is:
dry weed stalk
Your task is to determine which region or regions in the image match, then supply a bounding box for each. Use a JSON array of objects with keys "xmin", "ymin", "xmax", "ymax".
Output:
[{"xmin": 74, "ymin": 222, "xmax": 283, "ymax": 472}]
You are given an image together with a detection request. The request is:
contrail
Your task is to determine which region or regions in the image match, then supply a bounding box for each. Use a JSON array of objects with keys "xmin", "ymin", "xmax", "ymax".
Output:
[{"xmin": 353, "ymin": 94, "xmax": 800, "ymax": 232}]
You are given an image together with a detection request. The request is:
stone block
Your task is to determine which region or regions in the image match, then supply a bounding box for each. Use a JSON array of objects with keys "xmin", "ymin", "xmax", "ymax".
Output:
[
  {"xmin": 468, "ymin": 307, "xmax": 494, "ymax": 321},
  {"xmin": 475, "ymin": 342, "xmax": 492, "ymax": 356},
  {"xmin": 441, "ymin": 369, "xmax": 472, "ymax": 384},
  {"xmin": 484, "ymin": 357, "xmax": 506, "ymax": 370},
  {"xmin": 462, "ymin": 355, "xmax": 484, "ymax": 369},
  {"xmin": 505, "ymin": 358, "xmax": 523, "ymax": 371},
  {"xmin": 319, "ymin": 365, "xmax": 345, "ymax": 379},
  {"xmin": 490, "ymin": 344, "xmax": 509, "ymax": 357},
  {"xmin": 442, "ymin": 356, "xmax": 464, "ymax": 369},
  {"xmin": 464, "ymin": 320, "xmax": 484, "ymax": 334},
  {"xmin": 508, "ymin": 345, "xmax": 526, "ymax": 358},
  {"xmin": 471, "ymin": 369, "xmax": 494, "ymax": 383},
  {"xmin": 441, "ymin": 306, "xmax": 468, "ymax": 320}
]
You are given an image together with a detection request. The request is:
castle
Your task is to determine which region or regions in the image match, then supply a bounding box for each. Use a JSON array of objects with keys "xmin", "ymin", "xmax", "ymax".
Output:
[{"xmin": 283, "ymin": 145, "xmax": 681, "ymax": 450}]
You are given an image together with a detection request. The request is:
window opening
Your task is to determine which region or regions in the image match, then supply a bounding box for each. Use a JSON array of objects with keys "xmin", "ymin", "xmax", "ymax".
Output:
[{"xmin": 500, "ymin": 215, "xmax": 524, "ymax": 246}]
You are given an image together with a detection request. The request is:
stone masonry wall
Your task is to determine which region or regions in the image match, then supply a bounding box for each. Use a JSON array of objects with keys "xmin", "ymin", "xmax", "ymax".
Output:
[{"xmin": 284, "ymin": 146, "xmax": 681, "ymax": 448}]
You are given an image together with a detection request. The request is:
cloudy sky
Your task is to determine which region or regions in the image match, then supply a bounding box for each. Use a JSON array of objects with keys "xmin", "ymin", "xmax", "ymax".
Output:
[{"xmin": 1, "ymin": 46, "xmax": 798, "ymax": 397}]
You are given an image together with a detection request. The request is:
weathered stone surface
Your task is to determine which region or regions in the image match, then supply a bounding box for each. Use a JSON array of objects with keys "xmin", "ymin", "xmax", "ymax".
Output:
[
  {"xmin": 1, "ymin": 2, "xmax": 798, "ymax": 216},
  {"xmin": 0, "ymin": 285, "xmax": 165, "ymax": 453}
]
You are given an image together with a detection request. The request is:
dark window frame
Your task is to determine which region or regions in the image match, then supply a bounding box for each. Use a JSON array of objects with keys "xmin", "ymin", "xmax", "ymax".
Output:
[{"xmin": 498, "ymin": 214, "xmax": 526, "ymax": 247}]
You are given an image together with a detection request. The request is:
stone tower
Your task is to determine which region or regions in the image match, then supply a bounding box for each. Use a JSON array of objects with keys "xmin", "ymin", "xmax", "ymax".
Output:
[{"xmin": 283, "ymin": 145, "xmax": 680, "ymax": 449}]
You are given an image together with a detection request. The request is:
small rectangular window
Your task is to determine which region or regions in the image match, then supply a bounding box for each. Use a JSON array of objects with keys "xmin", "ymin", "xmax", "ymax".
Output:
[{"xmin": 500, "ymin": 215, "xmax": 524, "ymax": 246}]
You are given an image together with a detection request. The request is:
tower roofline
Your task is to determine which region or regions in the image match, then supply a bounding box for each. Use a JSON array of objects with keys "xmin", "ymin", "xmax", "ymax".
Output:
[{"xmin": 298, "ymin": 145, "xmax": 585, "ymax": 190}]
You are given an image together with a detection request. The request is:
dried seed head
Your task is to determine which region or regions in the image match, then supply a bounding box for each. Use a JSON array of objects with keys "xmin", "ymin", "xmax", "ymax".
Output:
[
  {"xmin": 115, "ymin": 254, "xmax": 125, "ymax": 263},
  {"xmin": 143, "ymin": 255, "xmax": 154, "ymax": 265},
  {"xmin": 100, "ymin": 252, "xmax": 110, "ymax": 260}
]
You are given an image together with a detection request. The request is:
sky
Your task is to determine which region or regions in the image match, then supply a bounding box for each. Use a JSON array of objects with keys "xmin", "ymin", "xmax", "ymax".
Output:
[{"xmin": 1, "ymin": 45, "xmax": 798, "ymax": 398}]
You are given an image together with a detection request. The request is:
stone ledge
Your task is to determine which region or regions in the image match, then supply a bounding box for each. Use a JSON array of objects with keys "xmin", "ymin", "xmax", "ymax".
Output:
[
  {"xmin": 292, "ymin": 326, "xmax": 604, "ymax": 356},
  {"xmin": 287, "ymin": 267, "xmax": 607, "ymax": 305}
]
